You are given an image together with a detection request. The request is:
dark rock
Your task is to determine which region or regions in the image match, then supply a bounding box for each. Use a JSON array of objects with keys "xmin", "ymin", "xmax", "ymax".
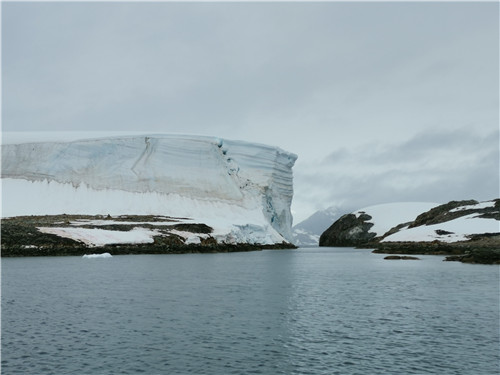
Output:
[
  {"xmin": 319, "ymin": 213, "xmax": 376, "ymax": 247},
  {"xmin": 384, "ymin": 255, "xmax": 420, "ymax": 260},
  {"xmin": 375, "ymin": 234, "xmax": 500, "ymax": 264},
  {"xmin": 381, "ymin": 222, "xmax": 412, "ymax": 239},
  {"xmin": 170, "ymin": 223, "xmax": 213, "ymax": 234},
  {"xmin": 435, "ymin": 229, "xmax": 454, "ymax": 235},
  {"xmin": 444, "ymin": 248, "xmax": 500, "ymax": 264},
  {"xmin": 409, "ymin": 199, "xmax": 480, "ymax": 227},
  {"xmin": 374, "ymin": 241, "xmax": 464, "ymax": 256}
]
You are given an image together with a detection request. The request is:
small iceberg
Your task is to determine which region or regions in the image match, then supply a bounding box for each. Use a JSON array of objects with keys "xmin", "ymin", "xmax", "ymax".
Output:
[{"xmin": 82, "ymin": 253, "xmax": 112, "ymax": 259}]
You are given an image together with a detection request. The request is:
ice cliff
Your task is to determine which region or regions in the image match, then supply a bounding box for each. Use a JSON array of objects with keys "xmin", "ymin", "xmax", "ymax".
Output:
[{"xmin": 1, "ymin": 134, "xmax": 297, "ymax": 244}]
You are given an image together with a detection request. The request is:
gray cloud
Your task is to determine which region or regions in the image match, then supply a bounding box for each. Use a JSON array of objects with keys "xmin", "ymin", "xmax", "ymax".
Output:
[
  {"xmin": 321, "ymin": 128, "xmax": 498, "ymax": 168},
  {"xmin": 295, "ymin": 128, "xmax": 499, "ymax": 219},
  {"xmin": 2, "ymin": 2, "xmax": 498, "ymax": 223}
]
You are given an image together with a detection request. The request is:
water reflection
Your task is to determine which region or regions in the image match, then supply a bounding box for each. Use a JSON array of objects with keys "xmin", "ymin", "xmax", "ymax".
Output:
[{"xmin": 2, "ymin": 249, "xmax": 499, "ymax": 375}]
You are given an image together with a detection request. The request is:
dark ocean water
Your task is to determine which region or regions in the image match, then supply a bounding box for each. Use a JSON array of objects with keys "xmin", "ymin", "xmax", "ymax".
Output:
[{"xmin": 2, "ymin": 248, "xmax": 499, "ymax": 375}]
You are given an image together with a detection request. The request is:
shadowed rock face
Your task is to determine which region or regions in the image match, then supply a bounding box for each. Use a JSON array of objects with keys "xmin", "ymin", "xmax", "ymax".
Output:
[
  {"xmin": 384, "ymin": 255, "xmax": 420, "ymax": 260},
  {"xmin": 319, "ymin": 213, "xmax": 376, "ymax": 247}
]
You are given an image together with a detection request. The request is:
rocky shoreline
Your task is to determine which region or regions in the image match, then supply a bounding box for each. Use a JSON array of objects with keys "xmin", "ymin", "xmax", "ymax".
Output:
[
  {"xmin": 371, "ymin": 235, "xmax": 500, "ymax": 264},
  {"xmin": 1, "ymin": 242, "xmax": 295, "ymax": 258},
  {"xmin": 1, "ymin": 214, "xmax": 296, "ymax": 257}
]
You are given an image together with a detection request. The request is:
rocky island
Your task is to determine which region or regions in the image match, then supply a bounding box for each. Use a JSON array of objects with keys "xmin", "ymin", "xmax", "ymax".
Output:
[{"xmin": 319, "ymin": 199, "xmax": 500, "ymax": 264}]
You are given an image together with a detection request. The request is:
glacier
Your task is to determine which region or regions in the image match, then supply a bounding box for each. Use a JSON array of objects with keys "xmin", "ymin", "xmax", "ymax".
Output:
[{"xmin": 1, "ymin": 134, "xmax": 297, "ymax": 245}]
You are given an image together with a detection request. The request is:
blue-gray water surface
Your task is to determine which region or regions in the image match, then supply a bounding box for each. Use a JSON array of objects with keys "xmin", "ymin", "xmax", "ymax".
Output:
[{"xmin": 2, "ymin": 248, "xmax": 499, "ymax": 375}]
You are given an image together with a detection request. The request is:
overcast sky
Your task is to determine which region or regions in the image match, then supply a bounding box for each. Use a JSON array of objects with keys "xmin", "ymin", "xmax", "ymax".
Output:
[{"xmin": 2, "ymin": 1, "xmax": 499, "ymax": 223}]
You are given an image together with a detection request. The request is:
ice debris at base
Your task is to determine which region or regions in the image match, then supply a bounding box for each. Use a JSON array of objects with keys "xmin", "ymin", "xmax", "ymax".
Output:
[
  {"xmin": 2, "ymin": 134, "xmax": 297, "ymax": 245},
  {"xmin": 82, "ymin": 253, "xmax": 112, "ymax": 259}
]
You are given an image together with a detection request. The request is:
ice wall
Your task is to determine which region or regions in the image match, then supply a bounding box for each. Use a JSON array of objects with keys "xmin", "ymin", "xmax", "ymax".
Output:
[{"xmin": 1, "ymin": 135, "xmax": 297, "ymax": 243}]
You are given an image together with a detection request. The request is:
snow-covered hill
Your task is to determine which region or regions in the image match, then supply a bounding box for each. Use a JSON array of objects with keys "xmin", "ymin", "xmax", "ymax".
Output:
[
  {"xmin": 381, "ymin": 200, "xmax": 499, "ymax": 243},
  {"xmin": 1, "ymin": 134, "xmax": 297, "ymax": 245},
  {"xmin": 319, "ymin": 200, "xmax": 499, "ymax": 248}
]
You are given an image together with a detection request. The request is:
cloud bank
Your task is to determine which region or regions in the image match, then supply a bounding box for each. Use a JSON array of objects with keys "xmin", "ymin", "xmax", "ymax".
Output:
[{"xmin": 2, "ymin": 2, "xmax": 498, "ymax": 223}]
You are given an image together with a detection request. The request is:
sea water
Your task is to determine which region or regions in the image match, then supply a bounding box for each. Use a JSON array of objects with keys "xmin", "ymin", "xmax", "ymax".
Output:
[{"xmin": 2, "ymin": 248, "xmax": 499, "ymax": 374}]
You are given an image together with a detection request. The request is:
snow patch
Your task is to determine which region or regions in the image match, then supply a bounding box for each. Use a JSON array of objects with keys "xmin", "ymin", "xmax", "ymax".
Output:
[
  {"xmin": 69, "ymin": 219, "xmax": 185, "ymax": 227},
  {"xmin": 37, "ymin": 227, "xmax": 160, "ymax": 247}
]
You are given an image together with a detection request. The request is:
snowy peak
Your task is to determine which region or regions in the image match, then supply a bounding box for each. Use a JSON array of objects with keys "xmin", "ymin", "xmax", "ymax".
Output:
[
  {"xmin": 292, "ymin": 205, "xmax": 350, "ymax": 246},
  {"xmin": 1, "ymin": 134, "xmax": 297, "ymax": 244}
]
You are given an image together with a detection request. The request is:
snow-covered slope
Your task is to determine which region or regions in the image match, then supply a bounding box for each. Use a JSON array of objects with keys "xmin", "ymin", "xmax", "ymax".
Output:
[
  {"xmin": 381, "ymin": 200, "xmax": 499, "ymax": 243},
  {"xmin": 353, "ymin": 202, "xmax": 441, "ymax": 237},
  {"xmin": 1, "ymin": 134, "xmax": 297, "ymax": 245}
]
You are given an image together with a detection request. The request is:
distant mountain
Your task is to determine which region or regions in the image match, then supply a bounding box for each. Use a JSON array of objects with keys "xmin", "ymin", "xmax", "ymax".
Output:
[{"xmin": 292, "ymin": 206, "xmax": 351, "ymax": 246}]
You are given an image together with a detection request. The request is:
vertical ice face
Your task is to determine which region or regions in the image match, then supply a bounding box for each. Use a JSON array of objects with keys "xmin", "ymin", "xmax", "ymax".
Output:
[
  {"xmin": 221, "ymin": 139, "xmax": 297, "ymax": 241},
  {"xmin": 1, "ymin": 135, "xmax": 297, "ymax": 243}
]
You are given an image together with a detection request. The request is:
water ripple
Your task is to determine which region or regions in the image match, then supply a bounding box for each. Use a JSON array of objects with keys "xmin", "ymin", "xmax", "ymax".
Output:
[{"xmin": 2, "ymin": 250, "xmax": 499, "ymax": 375}]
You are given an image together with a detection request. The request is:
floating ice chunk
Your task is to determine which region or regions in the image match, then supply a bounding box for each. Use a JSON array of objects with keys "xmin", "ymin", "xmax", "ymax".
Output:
[{"xmin": 82, "ymin": 253, "xmax": 112, "ymax": 259}]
